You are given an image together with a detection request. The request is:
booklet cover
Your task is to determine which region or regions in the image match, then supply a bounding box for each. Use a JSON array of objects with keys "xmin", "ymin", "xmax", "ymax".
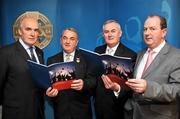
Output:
[
  {"xmin": 27, "ymin": 60, "xmax": 76, "ymax": 91},
  {"xmin": 79, "ymin": 48, "xmax": 134, "ymax": 89}
]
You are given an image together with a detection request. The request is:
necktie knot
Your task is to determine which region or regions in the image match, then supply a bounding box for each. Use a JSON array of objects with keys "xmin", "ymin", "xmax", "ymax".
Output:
[
  {"xmin": 148, "ymin": 49, "xmax": 154, "ymax": 55},
  {"xmin": 142, "ymin": 49, "xmax": 154, "ymax": 75},
  {"xmin": 65, "ymin": 54, "xmax": 71, "ymax": 62},
  {"xmin": 107, "ymin": 48, "xmax": 113, "ymax": 55}
]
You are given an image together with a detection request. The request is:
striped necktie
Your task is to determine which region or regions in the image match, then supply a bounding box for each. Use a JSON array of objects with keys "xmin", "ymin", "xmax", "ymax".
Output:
[{"xmin": 29, "ymin": 47, "xmax": 37, "ymax": 62}]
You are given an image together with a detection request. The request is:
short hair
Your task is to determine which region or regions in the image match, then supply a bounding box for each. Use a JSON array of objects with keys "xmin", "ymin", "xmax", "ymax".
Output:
[
  {"xmin": 61, "ymin": 27, "xmax": 78, "ymax": 39},
  {"xmin": 102, "ymin": 19, "xmax": 122, "ymax": 31},
  {"xmin": 148, "ymin": 15, "xmax": 167, "ymax": 29},
  {"xmin": 18, "ymin": 15, "xmax": 39, "ymax": 30}
]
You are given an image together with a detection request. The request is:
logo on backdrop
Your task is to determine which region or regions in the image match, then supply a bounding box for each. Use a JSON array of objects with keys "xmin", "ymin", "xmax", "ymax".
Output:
[{"xmin": 13, "ymin": 11, "xmax": 53, "ymax": 49}]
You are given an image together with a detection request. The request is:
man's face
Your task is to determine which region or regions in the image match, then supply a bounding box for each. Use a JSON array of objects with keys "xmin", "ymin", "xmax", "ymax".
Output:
[
  {"xmin": 18, "ymin": 17, "xmax": 39, "ymax": 46},
  {"xmin": 103, "ymin": 22, "xmax": 122, "ymax": 48},
  {"xmin": 61, "ymin": 30, "xmax": 78, "ymax": 54},
  {"xmin": 143, "ymin": 16, "xmax": 167, "ymax": 49}
]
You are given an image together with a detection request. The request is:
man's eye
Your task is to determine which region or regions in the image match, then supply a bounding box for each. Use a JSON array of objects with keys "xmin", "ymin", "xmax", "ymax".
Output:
[
  {"xmin": 111, "ymin": 30, "xmax": 116, "ymax": 33},
  {"xmin": 150, "ymin": 27, "xmax": 156, "ymax": 31},
  {"xmin": 62, "ymin": 36, "xmax": 68, "ymax": 40},
  {"xmin": 104, "ymin": 30, "xmax": 109, "ymax": 34},
  {"xmin": 35, "ymin": 29, "xmax": 40, "ymax": 33},
  {"xmin": 70, "ymin": 37, "xmax": 76, "ymax": 41},
  {"xmin": 25, "ymin": 28, "xmax": 31, "ymax": 31}
]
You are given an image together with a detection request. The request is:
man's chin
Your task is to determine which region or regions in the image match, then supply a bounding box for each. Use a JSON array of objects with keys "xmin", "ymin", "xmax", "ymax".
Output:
[{"xmin": 64, "ymin": 49, "xmax": 73, "ymax": 54}]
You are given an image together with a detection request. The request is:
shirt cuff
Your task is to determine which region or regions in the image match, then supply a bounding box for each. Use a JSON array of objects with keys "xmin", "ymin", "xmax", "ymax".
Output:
[{"xmin": 113, "ymin": 86, "xmax": 121, "ymax": 97}]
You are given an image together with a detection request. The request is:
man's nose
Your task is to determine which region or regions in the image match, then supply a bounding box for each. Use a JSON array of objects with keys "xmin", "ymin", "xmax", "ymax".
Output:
[
  {"xmin": 108, "ymin": 32, "xmax": 113, "ymax": 36},
  {"xmin": 30, "ymin": 30, "xmax": 35, "ymax": 36},
  {"xmin": 144, "ymin": 29, "xmax": 151, "ymax": 35},
  {"xmin": 65, "ymin": 39, "xmax": 70, "ymax": 43}
]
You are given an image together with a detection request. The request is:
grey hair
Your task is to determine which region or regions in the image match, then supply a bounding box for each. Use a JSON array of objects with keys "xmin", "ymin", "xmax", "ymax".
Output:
[
  {"xmin": 61, "ymin": 27, "xmax": 78, "ymax": 39},
  {"xmin": 102, "ymin": 19, "xmax": 121, "ymax": 31}
]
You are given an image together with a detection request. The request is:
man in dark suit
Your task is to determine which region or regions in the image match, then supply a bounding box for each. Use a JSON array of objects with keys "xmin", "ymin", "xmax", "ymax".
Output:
[
  {"xmin": 46, "ymin": 28, "xmax": 95, "ymax": 119},
  {"xmin": 0, "ymin": 15, "xmax": 45, "ymax": 118},
  {"xmin": 124, "ymin": 15, "xmax": 180, "ymax": 119},
  {"xmin": 94, "ymin": 20, "xmax": 136, "ymax": 119}
]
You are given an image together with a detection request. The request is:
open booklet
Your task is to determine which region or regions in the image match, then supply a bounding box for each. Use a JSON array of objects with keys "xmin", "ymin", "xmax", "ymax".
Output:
[
  {"xmin": 27, "ymin": 60, "xmax": 76, "ymax": 91},
  {"xmin": 79, "ymin": 48, "xmax": 134, "ymax": 89}
]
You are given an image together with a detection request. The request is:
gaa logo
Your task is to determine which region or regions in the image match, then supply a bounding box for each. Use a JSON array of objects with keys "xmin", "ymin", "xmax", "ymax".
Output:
[{"xmin": 13, "ymin": 11, "xmax": 53, "ymax": 49}]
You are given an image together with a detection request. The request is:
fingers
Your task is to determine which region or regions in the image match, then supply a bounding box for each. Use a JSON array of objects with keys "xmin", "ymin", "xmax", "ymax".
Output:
[
  {"xmin": 46, "ymin": 87, "xmax": 58, "ymax": 97},
  {"xmin": 101, "ymin": 74, "xmax": 120, "ymax": 92},
  {"xmin": 101, "ymin": 74, "xmax": 112, "ymax": 88},
  {"xmin": 71, "ymin": 79, "xmax": 83, "ymax": 90},
  {"xmin": 125, "ymin": 79, "xmax": 147, "ymax": 93}
]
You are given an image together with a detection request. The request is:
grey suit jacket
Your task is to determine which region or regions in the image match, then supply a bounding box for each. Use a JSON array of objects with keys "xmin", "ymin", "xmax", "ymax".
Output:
[{"xmin": 125, "ymin": 43, "xmax": 180, "ymax": 119}]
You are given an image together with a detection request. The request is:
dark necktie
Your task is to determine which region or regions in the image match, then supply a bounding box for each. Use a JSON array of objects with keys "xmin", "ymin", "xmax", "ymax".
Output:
[{"xmin": 29, "ymin": 47, "xmax": 37, "ymax": 62}]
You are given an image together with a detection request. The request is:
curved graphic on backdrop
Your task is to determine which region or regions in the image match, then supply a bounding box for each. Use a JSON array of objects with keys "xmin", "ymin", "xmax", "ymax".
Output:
[
  {"xmin": 13, "ymin": 11, "xmax": 53, "ymax": 49},
  {"xmin": 124, "ymin": 17, "xmax": 141, "ymax": 44},
  {"xmin": 124, "ymin": 16, "xmax": 142, "ymax": 51},
  {"xmin": 96, "ymin": 32, "xmax": 104, "ymax": 47},
  {"xmin": 161, "ymin": 0, "xmax": 171, "ymax": 25}
]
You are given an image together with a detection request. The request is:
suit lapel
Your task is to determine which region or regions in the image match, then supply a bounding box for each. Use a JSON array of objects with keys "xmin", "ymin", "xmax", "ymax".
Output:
[
  {"xmin": 100, "ymin": 45, "xmax": 107, "ymax": 54},
  {"xmin": 74, "ymin": 50, "xmax": 82, "ymax": 64},
  {"xmin": 114, "ymin": 43, "xmax": 124, "ymax": 56},
  {"xmin": 142, "ymin": 43, "xmax": 170, "ymax": 78},
  {"xmin": 133, "ymin": 49, "xmax": 147, "ymax": 77},
  {"xmin": 74, "ymin": 50, "xmax": 79, "ymax": 61},
  {"xmin": 15, "ymin": 41, "xmax": 31, "ymax": 61},
  {"xmin": 35, "ymin": 47, "xmax": 43, "ymax": 64},
  {"xmin": 59, "ymin": 52, "xmax": 64, "ymax": 62},
  {"xmin": 16, "ymin": 41, "xmax": 44, "ymax": 64}
]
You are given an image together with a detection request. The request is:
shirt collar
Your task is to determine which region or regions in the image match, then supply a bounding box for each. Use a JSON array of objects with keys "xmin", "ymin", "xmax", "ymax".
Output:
[
  {"xmin": 63, "ymin": 50, "xmax": 75, "ymax": 58},
  {"xmin": 106, "ymin": 42, "xmax": 119, "ymax": 52},
  {"xmin": 147, "ymin": 40, "xmax": 166, "ymax": 54},
  {"xmin": 19, "ymin": 39, "xmax": 36, "ymax": 50}
]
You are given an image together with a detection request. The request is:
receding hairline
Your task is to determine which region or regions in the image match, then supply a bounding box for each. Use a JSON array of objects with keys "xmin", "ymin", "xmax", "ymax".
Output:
[{"xmin": 145, "ymin": 15, "xmax": 167, "ymax": 29}]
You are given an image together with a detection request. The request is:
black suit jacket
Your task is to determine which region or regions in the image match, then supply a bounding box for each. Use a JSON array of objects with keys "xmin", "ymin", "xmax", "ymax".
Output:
[
  {"xmin": 47, "ymin": 50, "xmax": 94, "ymax": 119},
  {"xmin": 0, "ymin": 41, "xmax": 45, "ymax": 119},
  {"xmin": 94, "ymin": 43, "xmax": 136, "ymax": 119}
]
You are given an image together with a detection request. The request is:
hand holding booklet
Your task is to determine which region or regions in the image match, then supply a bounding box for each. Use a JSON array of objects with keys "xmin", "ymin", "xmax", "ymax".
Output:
[
  {"xmin": 79, "ymin": 48, "xmax": 134, "ymax": 89},
  {"xmin": 27, "ymin": 60, "xmax": 76, "ymax": 91}
]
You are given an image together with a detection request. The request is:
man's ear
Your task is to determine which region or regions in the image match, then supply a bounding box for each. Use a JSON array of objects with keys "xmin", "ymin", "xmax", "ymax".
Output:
[
  {"xmin": 76, "ymin": 40, "xmax": 79, "ymax": 47},
  {"xmin": 162, "ymin": 28, "xmax": 167, "ymax": 39},
  {"xmin": 18, "ymin": 28, "xmax": 22, "ymax": 36},
  {"xmin": 119, "ymin": 30, "xmax": 122, "ymax": 38}
]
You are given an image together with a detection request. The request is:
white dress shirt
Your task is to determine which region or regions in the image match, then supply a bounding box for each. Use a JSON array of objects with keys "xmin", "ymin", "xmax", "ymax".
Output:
[
  {"xmin": 19, "ymin": 39, "xmax": 40, "ymax": 64},
  {"xmin": 135, "ymin": 41, "xmax": 166, "ymax": 79},
  {"xmin": 63, "ymin": 51, "xmax": 75, "ymax": 62},
  {"xmin": 105, "ymin": 43, "xmax": 119, "ymax": 56},
  {"xmin": 105, "ymin": 43, "xmax": 120, "ymax": 97}
]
